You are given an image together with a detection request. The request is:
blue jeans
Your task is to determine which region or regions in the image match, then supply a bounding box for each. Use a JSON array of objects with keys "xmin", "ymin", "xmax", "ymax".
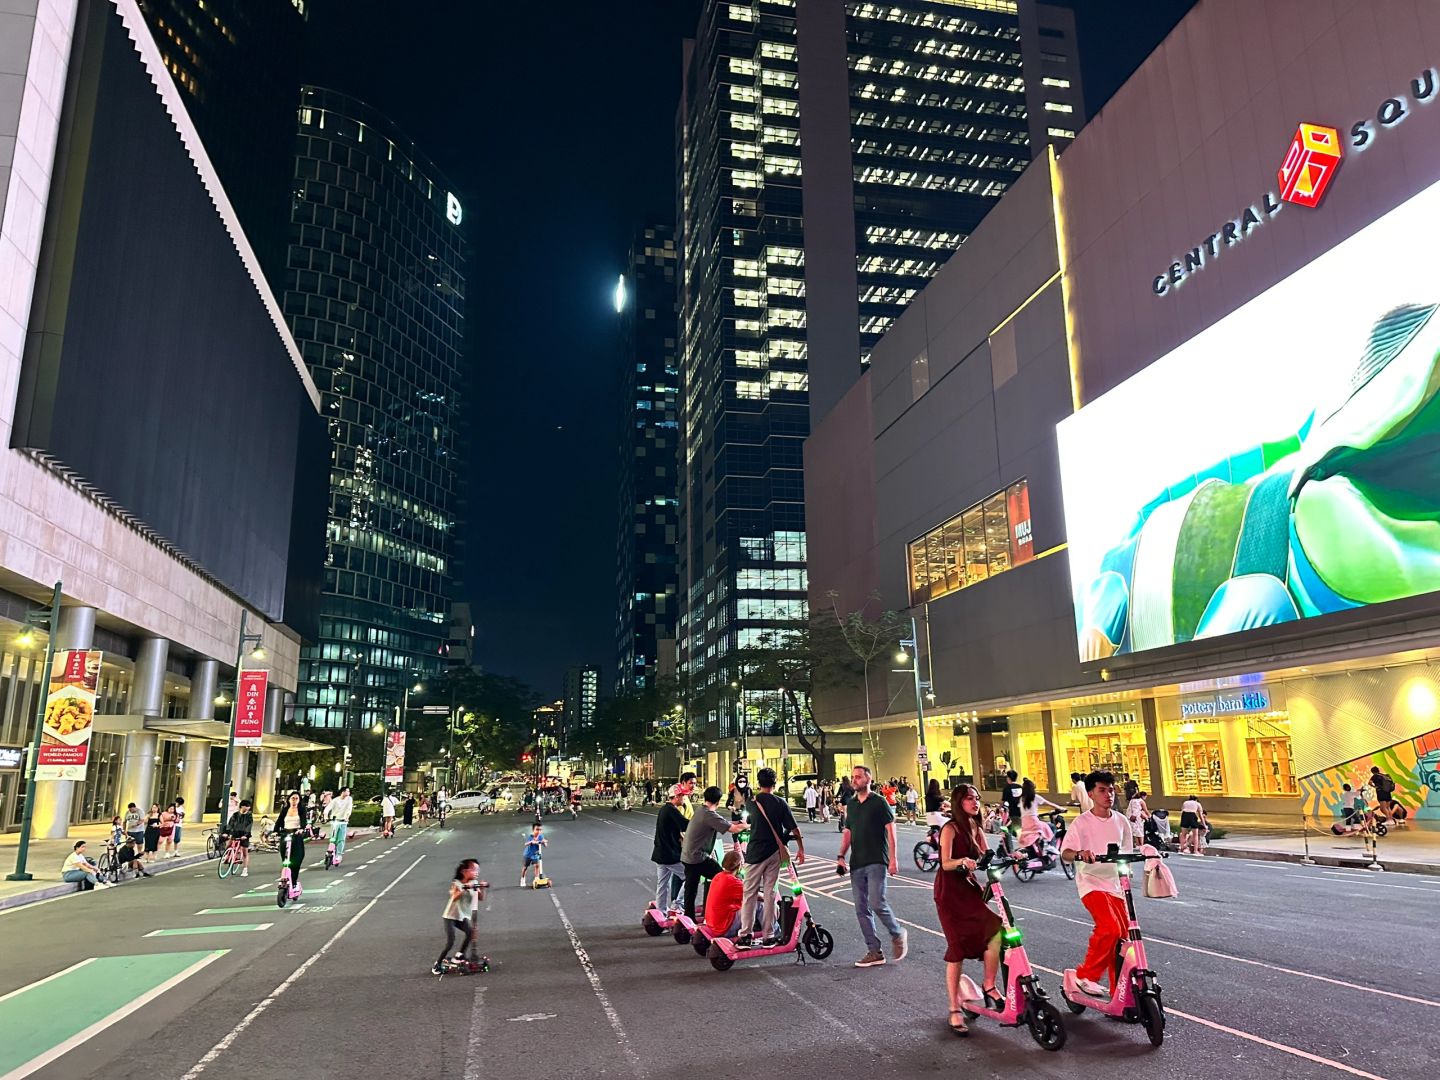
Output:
[
  {"xmin": 63, "ymin": 868, "xmax": 98, "ymax": 888},
  {"xmin": 850, "ymin": 863, "xmax": 902, "ymax": 953},
  {"xmin": 655, "ymin": 863, "xmax": 684, "ymax": 910}
]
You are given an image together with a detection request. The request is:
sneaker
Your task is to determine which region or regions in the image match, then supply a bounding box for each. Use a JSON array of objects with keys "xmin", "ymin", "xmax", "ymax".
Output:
[
  {"xmin": 854, "ymin": 950, "xmax": 887, "ymax": 968},
  {"xmin": 431, "ymin": 962, "xmax": 446, "ymax": 975},
  {"xmin": 1077, "ymin": 977, "xmax": 1109, "ymax": 998},
  {"xmin": 519, "ymin": 877, "xmax": 527, "ymax": 888},
  {"xmin": 892, "ymin": 932, "xmax": 908, "ymax": 962},
  {"xmin": 240, "ymin": 868, "xmax": 248, "ymax": 877}
]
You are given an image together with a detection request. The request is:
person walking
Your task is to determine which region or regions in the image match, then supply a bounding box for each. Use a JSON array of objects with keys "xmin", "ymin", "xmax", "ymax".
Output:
[
  {"xmin": 1371, "ymin": 766, "xmax": 1396, "ymax": 818},
  {"xmin": 381, "ymin": 791, "xmax": 398, "ymax": 838},
  {"xmin": 904, "ymin": 781, "xmax": 920, "ymax": 825},
  {"xmin": 737, "ymin": 768, "xmax": 805, "ymax": 946},
  {"xmin": 818, "ymin": 780, "xmax": 832, "ymax": 824},
  {"xmin": 1068, "ymin": 772, "xmax": 1092, "ymax": 813},
  {"xmin": 836, "ymin": 764, "xmax": 905, "ymax": 967},
  {"xmin": 934, "ymin": 785, "xmax": 1002, "ymax": 1035},
  {"xmin": 803, "ymin": 780, "xmax": 820, "ymax": 823},
  {"xmin": 172, "ymin": 797, "xmax": 187, "ymax": 856},
  {"xmin": 650, "ymin": 786, "xmax": 688, "ymax": 911},
  {"xmin": 403, "ymin": 792, "xmax": 416, "ymax": 828}
]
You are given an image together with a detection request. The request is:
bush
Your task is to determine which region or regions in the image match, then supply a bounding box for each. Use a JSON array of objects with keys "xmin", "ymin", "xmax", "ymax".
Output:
[
  {"xmin": 1206, "ymin": 826, "xmax": 1227, "ymax": 841},
  {"xmin": 349, "ymin": 806, "xmax": 381, "ymax": 828},
  {"xmin": 351, "ymin": 774, "xmax": 382, "ymax": 802}
]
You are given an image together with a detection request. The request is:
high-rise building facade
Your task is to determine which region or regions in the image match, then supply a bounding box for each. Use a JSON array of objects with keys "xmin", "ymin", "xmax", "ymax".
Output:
[
  {"xmin": 615, "ymin": 224, "xmax": 681, "ymax": 691},
  {"xmin": 677, "ymin": 0, "xmax": 1080, "ymax": 753},
  {"xmin": 563, "ymin": 665, "xmax": 601, "ymax": 741},
  {"xmin": 286, "ymin": 87, "xmax": 466, "ymax": 733}
]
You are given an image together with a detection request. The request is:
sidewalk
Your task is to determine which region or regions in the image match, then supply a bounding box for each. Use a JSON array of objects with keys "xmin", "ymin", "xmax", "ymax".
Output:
[
  {"xmin": 1205, "ymin": 819, "xmax": 1440, "ymax": 876},
  {"xmin": 0, "ymin": 817, "xmax": 380, "ymax": 910}
]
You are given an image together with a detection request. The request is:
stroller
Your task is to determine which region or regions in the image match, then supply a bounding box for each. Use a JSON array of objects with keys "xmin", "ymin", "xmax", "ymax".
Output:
[{"xmin": 1145, "ymin": 809, "xmax": 1177, "ymax": 851}]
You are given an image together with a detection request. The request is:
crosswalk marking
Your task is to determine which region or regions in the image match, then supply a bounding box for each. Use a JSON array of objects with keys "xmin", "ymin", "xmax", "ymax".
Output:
[{"xmin": 145, "ymin": 924, "xmax": 273, "ymax": 937}]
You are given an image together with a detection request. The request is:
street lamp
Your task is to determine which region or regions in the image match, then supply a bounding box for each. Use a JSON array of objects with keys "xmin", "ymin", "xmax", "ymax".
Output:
[
  {"xmin": 6, "ymin": 580, "xmax": 62, "ymax": 882},
  {"xmin": 894, "ymin": 616, "xmax": 933, "ymax": 791},
  {"xmin": 217, "ymin": 610, "xmax": 265, "ymax": 816}
]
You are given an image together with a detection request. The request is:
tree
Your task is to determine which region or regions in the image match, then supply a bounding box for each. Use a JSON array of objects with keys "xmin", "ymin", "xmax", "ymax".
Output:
[
  {"xmin": 592, "ymin": 679, "xmax": 685, "ymax": 761},
  {"xmin": 825, "ymin": 592, "xmax": 908, "ymax": 765}
]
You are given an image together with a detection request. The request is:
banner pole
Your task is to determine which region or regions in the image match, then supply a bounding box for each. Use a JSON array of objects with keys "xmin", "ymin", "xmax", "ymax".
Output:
[{"xmin": 7, "ymin": 581, "xmax": 62, "ymax": 882}]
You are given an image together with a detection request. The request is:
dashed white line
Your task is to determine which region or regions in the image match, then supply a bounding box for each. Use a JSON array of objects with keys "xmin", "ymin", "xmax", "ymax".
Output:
[{"xmin": 548, "ymin": 891, "xmax": 643, "ymax": 1078}]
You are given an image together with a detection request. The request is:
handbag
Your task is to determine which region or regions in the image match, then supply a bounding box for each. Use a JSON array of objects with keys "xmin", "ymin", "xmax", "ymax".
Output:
[{"xmin": 1141, "ymin": 843, "xmax": 1178, "ymax": 898}]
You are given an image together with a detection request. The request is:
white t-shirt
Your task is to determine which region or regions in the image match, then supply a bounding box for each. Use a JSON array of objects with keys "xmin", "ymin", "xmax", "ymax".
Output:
[
  {"xmin": 1181, "ymin": 798, "xmax": 1203, "ymax": 817},
  {"xmin": 1060, "ymin": 809, "xmax": 1133, "ymax": 898},
  {"xmin": 62, "ymin": 851, "xmax": 93, "ymax": 874},
  {"xmin": 803, "ymin": 787, "xmax": 818, "ymax": 807},
  {"xmin": 1070, "ymin": 782, "xmax": 1093, "ymax": 813},
  {"xmin": 381, "ymin": 796, "xmax": 397, "ymax": 816},
  {"xmin": 329, "ymin": 795, "xmax": 353, "ymax": 822}
]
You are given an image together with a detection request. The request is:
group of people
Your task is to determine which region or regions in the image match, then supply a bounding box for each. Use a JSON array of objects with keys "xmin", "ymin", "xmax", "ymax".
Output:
[{"xmin": 1339, "ymin": 765, "xmax": 1408, "ymax": 827}]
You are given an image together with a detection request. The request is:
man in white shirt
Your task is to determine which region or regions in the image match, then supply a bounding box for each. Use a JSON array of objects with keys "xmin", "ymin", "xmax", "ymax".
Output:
[
  {"xmin": 380, "ymin": 791, "xmax": 398, "ymax": 838},
  {"xmin": 1060, "ymin": 770, "xmax": 1133, "ymax": 998},
  {"xmin": 802, "ymin": 781, "xmax": 820, "ymax": 823},
  {"xmin": 1068, "ymin": 772, "xmax": 1093, "ymax": 813},
  {"xmin": 328, "ymin": 786, "xmax": 354, "ymax": 858}
]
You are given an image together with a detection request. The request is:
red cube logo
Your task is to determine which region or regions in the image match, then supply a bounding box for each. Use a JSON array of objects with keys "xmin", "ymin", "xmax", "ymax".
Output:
[{"xmin": 1278, "ymin": 123, "xmax": 1342, "ymax": 208}]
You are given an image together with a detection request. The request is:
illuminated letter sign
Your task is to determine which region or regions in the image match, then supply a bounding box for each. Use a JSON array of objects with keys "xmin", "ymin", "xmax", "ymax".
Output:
[
  {"xmin": 445, "ymin": 192, "xmax": 463, "ymax": 226},
  {"xmin": 1278, "ymin": 123, "xmax": 1343, "ymax": 208}
]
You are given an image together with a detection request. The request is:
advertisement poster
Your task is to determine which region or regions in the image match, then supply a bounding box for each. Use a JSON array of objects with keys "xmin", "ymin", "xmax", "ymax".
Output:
[
  {"xmin": 234, "ymin": 669, "xmax": 268, "ymax": 747},
  {"xmin": 1058, "ymin": 177, "xmax": 1440, "ymax": 660},
  {"xmin": 36, "ymin": 650, "xmax": 102, "ymax": 781},
  {"xmin": 384, "ymin": 731, "xmax": 406, "ymax": 785}
]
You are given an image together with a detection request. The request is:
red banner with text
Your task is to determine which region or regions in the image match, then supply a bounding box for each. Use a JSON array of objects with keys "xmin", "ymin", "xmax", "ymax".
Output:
[{"xmin": 234, "ymin": 669, "xmax": 268, "ymax": 747}]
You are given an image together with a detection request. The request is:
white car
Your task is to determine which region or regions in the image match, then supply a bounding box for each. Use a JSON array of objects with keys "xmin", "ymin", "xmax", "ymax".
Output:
[{"xmin": 447, "ymin": 790, "xmax": 490, "ymax": 811}]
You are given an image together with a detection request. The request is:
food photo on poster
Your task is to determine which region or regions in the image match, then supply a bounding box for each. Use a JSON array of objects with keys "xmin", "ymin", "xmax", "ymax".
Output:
[
  {"xmin": 36, "ymin": 650, "xmax": 102, "ymax": 780},
  {"xmin": 1058, "ymin": 177, "xmax": 1440, "ymax": 660}
]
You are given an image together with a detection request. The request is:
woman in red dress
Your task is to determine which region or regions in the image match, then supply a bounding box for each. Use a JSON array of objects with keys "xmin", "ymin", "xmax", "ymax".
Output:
[{"xmin": 933, "ymin": 785, "xmax": 1003, "ymax": 1034}]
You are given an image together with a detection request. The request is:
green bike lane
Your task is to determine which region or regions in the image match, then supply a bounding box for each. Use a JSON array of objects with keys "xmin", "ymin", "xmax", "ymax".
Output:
[{"xmin": 0, "ymin": 824, "xmax": 441, "ymax": 1080}]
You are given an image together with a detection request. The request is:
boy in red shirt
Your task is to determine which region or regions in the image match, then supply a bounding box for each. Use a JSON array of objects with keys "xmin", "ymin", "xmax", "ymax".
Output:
[{"xmin": 703, "ymin": 851, "xmax": 745, "ymax": 938}]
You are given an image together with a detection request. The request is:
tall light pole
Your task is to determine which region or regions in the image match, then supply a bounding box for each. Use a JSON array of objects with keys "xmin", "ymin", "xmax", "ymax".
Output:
[
  {"xmin": 895, "ymin": 616, "xmax": 934, "ymax": 792},
  {"xmin": 218, "ymin": 610, "xmax": 265, "ymax": 811},
  {"xmin": 7, "ymin": 581, "xmax": 61, "ymax": 882}
]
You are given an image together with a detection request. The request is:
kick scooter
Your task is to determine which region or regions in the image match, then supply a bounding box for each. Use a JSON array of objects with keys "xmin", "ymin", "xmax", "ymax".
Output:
[
  {"xmin": 955, "ymin": 850, "xmax": 1066, "ymax": 1050},
  {"xmin": 276, "ymin": 833, "xmax": 302, "ymax": 908},
  {"xmin": 1060, "ymin": 844, "xmax": 1167, "ymax": 1047},
  {"xmin": 323, "ymin": 821, "xmax": 345, "ymax": 868}
]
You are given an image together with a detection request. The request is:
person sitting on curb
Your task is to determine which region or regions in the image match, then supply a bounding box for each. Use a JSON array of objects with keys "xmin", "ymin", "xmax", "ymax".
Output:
[{"xmin": 61, "ymin": 840, "xmax": 111, "ymax": 890}]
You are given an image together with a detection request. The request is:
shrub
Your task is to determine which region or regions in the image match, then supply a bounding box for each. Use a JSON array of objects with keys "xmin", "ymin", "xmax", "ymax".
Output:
[
  {"xmin": 350, "ymin": 774, "xmax": 382, "ymax": 802},
  {"xmin": 1206, "ymin": 826, "xmax": 1227, "ymax": 841},
  {"xmin": 349, "ymin": 806, "xmax": 381, "ymax": 828}
]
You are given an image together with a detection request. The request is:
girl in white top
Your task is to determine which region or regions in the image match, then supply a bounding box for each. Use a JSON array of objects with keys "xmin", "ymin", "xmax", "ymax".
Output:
[
  {"xmin": 1126, "ymin": 791, "xmax": 1150, "ymax": 842},
  {"xmin": 1179, "ymin": 796, "xmax": 1206, "ymax": 853},
  {"xmin": 1017, "ymin": 779, "xmax": 1062, "ymax": 852},
  {"xmin": 435, "ymin": 858, "xmax": 487, "ymax": 972}
]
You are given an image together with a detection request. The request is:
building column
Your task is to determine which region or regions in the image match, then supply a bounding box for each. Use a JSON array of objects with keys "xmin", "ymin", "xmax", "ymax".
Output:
[
  {"xmin": 32, "ymin": 606, "xmax": 95, "ymax": 839},
  {"xmin": 180, "ymin": 738, "xmax": 210, "ymax": 820},
  {"xmin": 230, "ymin": 747, "xmax": 251, "ymax": 802},
  {"xmin": 117, "ymin": 637, "xmax": 168, "ymax": 818},
  {"xmin": 1142, "ymin": 698, "xmax": 1166, "ymax": 799},
  {"xmin": 254, "ymin": 686, "xmax": 285, "ymax": 815},
  {"xmin": 185, "ymin": 658, "xmax": 219, "ymax": 814},
  {"xmin": 1040, "ymin": 709, "xmax": 1060, "ymax": 795}
]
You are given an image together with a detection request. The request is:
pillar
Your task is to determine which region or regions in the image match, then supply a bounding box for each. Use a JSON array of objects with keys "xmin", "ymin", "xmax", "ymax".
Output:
[
  {"xmin": 1142, "ymin": 698, "xmax": 1166, "ymax": 799},
  {"xmin": 189, "ymin": 659, "xmax": 219, "ymax": 721},
  {"xmin": 254, "ymin": 750, "xmax": 278, "ymax": 817},
  {"xmin": 116, "ymin": 637, "xmax": 169, "ymax": 818},
  {"xmin": 180, "ymin": 738, "xmax": 210, "ymax": 820},
  {"xmin": 32, "ymin": 606, "xmax": 95, "ymax": 838},
  {"xmin": 1040, "ymin": 709, "xmax": 1059, "ymax": 794},
  {"xmin": 230, "ymin": 746, "xmax": 251, "ymax": 801}
]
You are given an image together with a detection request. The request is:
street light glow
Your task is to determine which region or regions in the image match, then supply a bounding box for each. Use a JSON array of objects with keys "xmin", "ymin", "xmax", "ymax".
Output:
[{"xmin": 614, "ymin": 273, "xmax": 627, "ymax": 313}]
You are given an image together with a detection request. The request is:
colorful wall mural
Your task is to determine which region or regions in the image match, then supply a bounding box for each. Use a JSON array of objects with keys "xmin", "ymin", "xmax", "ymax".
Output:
[{"xmin": 1299, "ymin": 728, "xmax": 1440, "ymax": 819}]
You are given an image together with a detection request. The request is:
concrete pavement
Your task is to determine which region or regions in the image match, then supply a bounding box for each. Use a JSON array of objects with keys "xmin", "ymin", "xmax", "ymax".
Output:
[{"xmin": 1, "ymin": 807, "xmax": 1435, "ymax": 1079}]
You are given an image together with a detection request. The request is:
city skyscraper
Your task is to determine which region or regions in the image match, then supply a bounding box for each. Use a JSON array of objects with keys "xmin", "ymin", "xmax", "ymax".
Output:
[
  {"xmin": 136, "ymin": 0, "xmax": 306, "ymax": 287},
  {"xmin": 286, "ymin": 87, "xmax": 466, "ymax": 732},
  {"xmin": 563, "ymin": 664, "xmax": 601, "ymax": 746},
  {"xmin": 676, "ymin": 0, "xmax": 1085, "ymax": 758},
  {"xmin": 614, "ymin": 224, "xmax": 681, "ymax": 692}
]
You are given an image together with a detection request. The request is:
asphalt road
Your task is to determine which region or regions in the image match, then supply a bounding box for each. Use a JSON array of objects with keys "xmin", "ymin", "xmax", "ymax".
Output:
[{"xmin": 1, "ymin": 807, "xmax": 1435, "ymax": 1080}]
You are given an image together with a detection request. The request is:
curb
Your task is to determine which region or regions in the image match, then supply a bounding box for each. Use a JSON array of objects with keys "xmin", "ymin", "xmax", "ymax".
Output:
[
  {"xmin": 0, "ymin": 850, "xmax": 214, "ymax": 912},
  {"xmin": 1208, "ymin": 845, "xmax": 1440, "ymax": 877}
]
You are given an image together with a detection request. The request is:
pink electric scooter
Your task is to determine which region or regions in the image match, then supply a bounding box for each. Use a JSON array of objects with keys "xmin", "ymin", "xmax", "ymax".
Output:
[
  {"xmin": 641, "ymin": 894, "xmax": 683, "ymax": 936},
  {"xmin": 704, "ymin": 857, "xmax": 834, "ymax": 971},
  {"xmin": 956, "ymin": 850, "xmax": 1066, "ymax": 1050},
  {"xmin": 1060, "ymin": 845, "xmax": 1167, "ymax": 1047}
]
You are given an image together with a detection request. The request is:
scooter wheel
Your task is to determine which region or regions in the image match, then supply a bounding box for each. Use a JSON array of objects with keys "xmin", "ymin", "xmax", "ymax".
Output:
[
  {"xmin": 802, "ymin": 926, "xmax": 834, "ymax": 960},
  {"xmin": 276, "ymin": 884, "xmax": 288, "ymax": 909},
  {"xmin": 1061, "ymin": 857, "xmax": 1075, "ymax": 880},
  {"xmin": 642, "ymin": 913, "xmax": 664, "ymax": 937},
  {"xmin": 692, "ymin": 932, "xmax": 710, "ymax": 957},
  {"xmin": 1027, "ymin": 1001, "xmax": 1067, "ymax": 1051},
  {"xmin": 673, "ymin": 924, "xmax": 691, "ymax": 945},
  {"xmin": 709, "ymin": 953, "xmax": 734, "ymax": 972},
  {"xmin": 1137, "ymin": 992, "xmax": 1165, "ymax": 1047},
  {"xmin": 1063, "ymin": 997, "xmax": 1086, "ymax": 1014},
  {"xmin": 324, "ymin": 853, "xmax": 333, "ymax": 869}
]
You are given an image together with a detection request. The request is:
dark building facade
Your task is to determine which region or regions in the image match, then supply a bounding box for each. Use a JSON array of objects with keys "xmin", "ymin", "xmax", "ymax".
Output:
[
  {"xmin": 677, "ymin": 0, "xmax": 1084, "ymax": 762},
  {"xmin": 614, "ymin": 224, "xmax": 681, "ymax": 691},
  {"xmin": 286, "ymin": 88, "xmax": 466, "ymax": 733},
  {"xmin": 135, "ymin": 0, "xmax": 305, "ymax": 288},
  {"xmin": 563, "ymin": 664, "xmax": 600, "ymax": 741}
]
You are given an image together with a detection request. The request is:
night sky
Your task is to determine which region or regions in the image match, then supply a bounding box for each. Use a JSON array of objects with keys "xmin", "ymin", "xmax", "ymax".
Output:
[{"xmin": 303, "ymin": 0, "xmax": 1193, "ymax": 698}]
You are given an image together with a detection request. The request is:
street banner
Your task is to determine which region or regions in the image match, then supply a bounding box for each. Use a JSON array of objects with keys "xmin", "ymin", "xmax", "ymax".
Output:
[
  {"xmin": 384, "ymin": 730, "xmax": 406, "ymax": 784},
  {"xmin": 37, "ymin": 649, "xmax": 102, "ymax": 781},
  {"xmin": 234, "ymin": 669, "xmax": 268, "ymax": 746}
]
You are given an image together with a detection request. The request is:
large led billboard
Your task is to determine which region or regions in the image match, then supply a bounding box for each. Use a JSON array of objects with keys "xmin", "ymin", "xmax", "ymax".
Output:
[{"xmin": 1058, "ymin": 177, "xmax": 1440, "ymax": 660}]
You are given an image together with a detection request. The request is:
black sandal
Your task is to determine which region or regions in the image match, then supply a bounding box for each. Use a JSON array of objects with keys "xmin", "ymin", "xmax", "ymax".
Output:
[
  {"xmin": 982, "ymin": 984, "xmax": 1004, "ymax": 1011},
  {"xmin": 948, "ymin": 1009, "xmax": 969, "ymax": 1036}
]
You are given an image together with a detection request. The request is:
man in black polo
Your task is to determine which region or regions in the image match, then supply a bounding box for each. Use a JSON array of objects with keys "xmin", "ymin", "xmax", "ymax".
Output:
[
  {"xmin": 737, "ymin": 768, "xmax": 805, "ymax": 946},
  {"xmin": 837, "ymin": 764, "xmax": 905, "ymax": 967}
]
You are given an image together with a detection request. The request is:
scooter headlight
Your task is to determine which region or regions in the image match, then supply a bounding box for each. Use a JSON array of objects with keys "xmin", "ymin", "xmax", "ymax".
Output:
[
  {"xmin": 1002, "ymin": 927, "xmax": 1023, "ymax": 945},
  {"xmin": 791, "ymin": 881, "xmax": 803, "ymax": 896}
]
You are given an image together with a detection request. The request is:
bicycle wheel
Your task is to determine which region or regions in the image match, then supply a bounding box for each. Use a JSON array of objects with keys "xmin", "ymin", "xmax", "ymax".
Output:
[
  {"xmin": 1061, "ymin": 854, "xmax": 1075, "ymax": 880},
  {"xmin": 217, "ymin": 849, "xmax": 234, "ymax": 879},
  {"xmin": 206, "ymin": 833, "xmax": 222, "ymax": 859},
  {"xmin": 913, "ymin": 841, "xmax": 939, "ymax": 873}
]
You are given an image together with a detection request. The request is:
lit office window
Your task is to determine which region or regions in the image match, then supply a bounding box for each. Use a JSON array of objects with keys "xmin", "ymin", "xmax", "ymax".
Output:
[{"xmin": 906, "ymin": 479, "xmax": 1034, "ymax": 605}]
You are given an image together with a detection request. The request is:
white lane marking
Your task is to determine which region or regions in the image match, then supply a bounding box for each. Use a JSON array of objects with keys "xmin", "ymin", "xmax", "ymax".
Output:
[
  {"xmin": 548, "ymin": 891, "xmax": 642, "ymax": 1078},
  {"xmin": 462, "ymin": 985, "xmax": 488, "ymax": 1080},
  {"xmin": 760, "ymin": 972, "xmax": 882, "ymax": 1057},
  {"xmin": 1007, "ymin": 902, "xmax": 1440, "ymax": 1010},
  {"xmin": 587, "ymin": 816, "xmax": 652, "ymax": 840},
  {"xmin": 0, "ymin": 958, "xmax": 97, "ymax": 1003},
  {"xmin": 180, "ymin": 854, "xmax": 426, "ymax": 1079},
  {"xmin": 807, "ymin": 887, "xmax": 1390, "ymax": 1078},
  {"xmin": 506, "ymin": 1013, "xmax": 557, "ymax": 1023},
  {"xmin": 3, "ymin": 952, "xmax": 225, "ymax": 1080},
  {"xmin": 344, "ymin": 872, "xmax": 357, "ymax": 878},
  {"xmin": 1311, "ymin": 872, "xmax": 1440, "ymax": 891}
]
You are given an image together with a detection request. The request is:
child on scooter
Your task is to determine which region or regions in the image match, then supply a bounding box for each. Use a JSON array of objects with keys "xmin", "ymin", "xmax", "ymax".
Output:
[
  {"xmin": 434, "ymin": 858, "xmax": 487, "ymax": 973},
  {"xmin": 1059, "ymin": 770, "xmax": 1133, "ymax": 999},
  {"xmin": 702, "ymin": 850, "xmax": 746, "ymax": 938},
  {"xmin": 520, "ymin": 822, "xmax": 546, "ymax": 887}
]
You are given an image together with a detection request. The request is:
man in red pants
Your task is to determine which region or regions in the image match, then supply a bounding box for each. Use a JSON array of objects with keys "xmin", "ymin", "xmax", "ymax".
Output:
[{"xmin": 1060, "ymin": 770, "xmax": 1133, "ymax": 997}]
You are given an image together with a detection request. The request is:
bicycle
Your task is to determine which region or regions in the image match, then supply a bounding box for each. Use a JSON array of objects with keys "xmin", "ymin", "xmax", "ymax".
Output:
[
  {"xmin": 96, "ymin": 842, "xmax": 121, "ymax": 884},
  {"xmin": 216, "ymin": 835, "xmax": 247, "ymax": 879},
  {"xmin": 913, "ymin": 824, "xmax": 942, "ymax": 872},
  {"xmin": 205, "ymin": 829, "xmax": 223, "ymax": 859}
]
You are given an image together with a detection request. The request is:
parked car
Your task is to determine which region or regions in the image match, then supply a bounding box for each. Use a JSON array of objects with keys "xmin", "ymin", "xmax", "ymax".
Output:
[{"xmin": 448, "ymin": 790, "xmax": 489, "ymax": 811}]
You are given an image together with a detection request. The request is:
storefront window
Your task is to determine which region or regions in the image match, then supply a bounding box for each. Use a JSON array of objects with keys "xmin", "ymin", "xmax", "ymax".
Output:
[
  {"xmin": 906, "ymin": 479, "xmax": 1035, "ymax": 604},
  {"xmin": 1009, "ymin": 712, "xmax": 1050, "ymax": 789},
  {"xmin": 1161, "ymin": 689, "xmax": 1294, "ymax": 798},
  {"xmin": 1054, "ymin": 707, "xmax": 1150, "ymax": 790}
]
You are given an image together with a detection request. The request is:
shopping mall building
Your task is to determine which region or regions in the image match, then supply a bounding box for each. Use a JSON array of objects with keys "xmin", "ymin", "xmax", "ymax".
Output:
[
  {"xmin": 0, "ymin": 0, "xmax": 327, "ymax": 836},
  {"xmin": 806, "ymin": 0, "xmax": 1440, "ymax": 819}
]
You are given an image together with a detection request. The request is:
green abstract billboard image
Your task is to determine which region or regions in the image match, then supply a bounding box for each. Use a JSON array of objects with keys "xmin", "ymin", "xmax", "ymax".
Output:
[{"xmin": 1057, "ymin": 179, "xmax": 1440, "ymax": 660}]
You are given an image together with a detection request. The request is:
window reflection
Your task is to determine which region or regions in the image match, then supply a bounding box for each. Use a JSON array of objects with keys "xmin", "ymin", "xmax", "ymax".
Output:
[{"xmin": 907, "ymin": 479, "xmax": 1033, "ymax": 604}]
